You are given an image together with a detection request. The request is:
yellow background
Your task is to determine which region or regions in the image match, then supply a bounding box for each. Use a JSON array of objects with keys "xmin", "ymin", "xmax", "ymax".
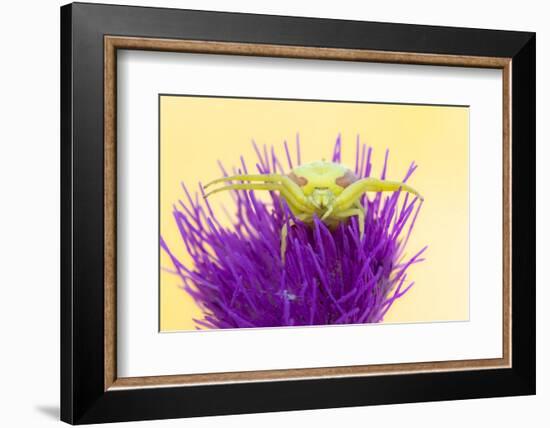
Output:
[{"xmin": 160, "ymin": 95, "xmax": 469, "ymax": 331}]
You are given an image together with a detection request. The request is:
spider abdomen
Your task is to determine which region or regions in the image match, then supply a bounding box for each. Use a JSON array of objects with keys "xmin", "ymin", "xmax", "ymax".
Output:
[{"xmin": 287, "ymin": 161, "xmax": 357, "ymax": 197}]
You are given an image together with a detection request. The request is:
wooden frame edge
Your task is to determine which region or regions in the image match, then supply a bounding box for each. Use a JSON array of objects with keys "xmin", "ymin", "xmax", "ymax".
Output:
[
  {"xmin": 105, "ymin": 35, "xmax": 511, "ymax": 67},
  {"xmin": 110, "ymin": 357, "xmax": 508, "ymax": 390},
  {"xmin": 502, "ymin": 61, "xmax": 512, "ymax": 369},
  {"xmin": 103, "ymin": 35, "xmax": 512, "ymax": 391},
  {"xmin": 104, "ymin": 36, "xmax": 117, "ymax": 390}
]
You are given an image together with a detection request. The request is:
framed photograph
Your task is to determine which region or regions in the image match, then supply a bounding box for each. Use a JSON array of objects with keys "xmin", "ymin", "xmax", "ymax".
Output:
[{"xmin": 60, "ymin": 2, "xmax": 535, "ymax": 424}]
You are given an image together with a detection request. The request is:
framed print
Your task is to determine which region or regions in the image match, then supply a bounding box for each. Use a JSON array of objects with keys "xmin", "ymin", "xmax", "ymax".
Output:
[{"xmin": 60, "ymin": 2, "xmax": 536, "ymax": 424}]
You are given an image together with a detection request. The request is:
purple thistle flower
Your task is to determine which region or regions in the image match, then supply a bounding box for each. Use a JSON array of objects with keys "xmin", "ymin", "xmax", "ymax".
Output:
[{"xmin": 161, "ymin": 135, "xmax": 426, "ymax": 329}]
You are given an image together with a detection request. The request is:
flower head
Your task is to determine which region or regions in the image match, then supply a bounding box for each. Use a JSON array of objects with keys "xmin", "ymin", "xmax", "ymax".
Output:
[{"xmin": 162, "ymin": 135, "xmax": 426, "ymax": 329}]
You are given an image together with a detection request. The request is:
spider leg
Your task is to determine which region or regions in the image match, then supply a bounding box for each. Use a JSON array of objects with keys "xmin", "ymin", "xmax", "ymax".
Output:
[
  {"xmin": 204, "ymin": 183, "xmax": 283, "ymax": 198},
  {"xmin": 333, "ymin": 205, "xmax": 366, "ymax": 239},
  {"xmin": 266, "ymin": 175, "xmax": 312, "ymax": 213},
  {"xmin": 204, "ymin": 182, "xmax": 312, "ymax": 223},
  {"xmin": 205, "ymin": 174, "xmax": 312, "ymax": 213},
  {"xmin": 321, "ymin": 206, "xmax": 333, "ymax": 221},
  {"xmin": 204, "ymin": 174, "xmax": 285, "ymax": 188},
  {"xmin": 334, "ymin": 177, "xmax": 423, "ymax": 211},
  {"xmin": 280, "ymin": 222, "xmax": 290, "ymax": 263},
  {"xmin": 281, "ymin": 213, "xmax": 310, "ymax": 264}
]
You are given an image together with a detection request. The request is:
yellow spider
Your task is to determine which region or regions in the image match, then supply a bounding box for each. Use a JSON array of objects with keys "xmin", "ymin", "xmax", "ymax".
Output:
[{"xmin": 205, "ymin": 160, "xmax": 422, "ymax": 262}]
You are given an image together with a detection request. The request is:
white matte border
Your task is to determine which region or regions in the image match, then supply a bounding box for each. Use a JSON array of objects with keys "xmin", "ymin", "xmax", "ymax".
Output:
[{"xmin": 117, "ymin": 50, "xmax": 502, "ymax": 377}]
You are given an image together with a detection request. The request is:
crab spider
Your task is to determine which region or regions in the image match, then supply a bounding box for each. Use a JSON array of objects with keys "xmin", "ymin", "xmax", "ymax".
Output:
[{"xmin": 204, "ymin": 161, "xmax": 422, "ymax": 262}]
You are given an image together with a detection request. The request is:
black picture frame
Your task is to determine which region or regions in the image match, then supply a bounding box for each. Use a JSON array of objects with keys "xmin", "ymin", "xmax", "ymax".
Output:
[{"xmin": 61, "ymin": 2, "xmax": 535, "ymax": 424}]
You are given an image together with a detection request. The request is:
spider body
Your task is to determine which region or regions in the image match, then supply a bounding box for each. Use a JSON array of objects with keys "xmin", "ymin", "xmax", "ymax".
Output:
[{"xmin": 205, "ymin": 160, "xmax": 422, "ymax": 262}]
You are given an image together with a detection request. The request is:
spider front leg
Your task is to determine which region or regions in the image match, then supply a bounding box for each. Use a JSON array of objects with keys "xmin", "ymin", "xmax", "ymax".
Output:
[
  {"xmin": 334, "ymin": 177, "xmax": 423, "ymax": 212},
  {"xmin": 204, "ymin": 174, "xmax": 311, "ymax": 213},
  {"xmin": 333, "ymin": 202, "xmax": 366, "ymax": 240}
]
